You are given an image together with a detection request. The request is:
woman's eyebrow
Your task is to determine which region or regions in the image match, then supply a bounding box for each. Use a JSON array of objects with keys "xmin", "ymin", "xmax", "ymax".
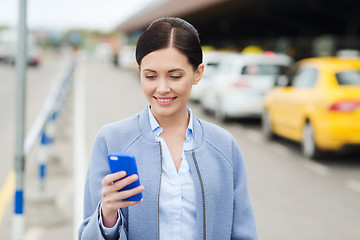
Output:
[
  {"xmin": 168, "ymin": 68, "xmax": 185, "ymax": 73},
  {"xmin": 143, "ymin": 69, "xmax": 157, "ymax": 73}
]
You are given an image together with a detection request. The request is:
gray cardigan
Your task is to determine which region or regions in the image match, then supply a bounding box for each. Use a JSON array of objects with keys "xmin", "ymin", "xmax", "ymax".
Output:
[{"xmin": 78, "ymin": 106, "xmax": 257, "ymax": 240}]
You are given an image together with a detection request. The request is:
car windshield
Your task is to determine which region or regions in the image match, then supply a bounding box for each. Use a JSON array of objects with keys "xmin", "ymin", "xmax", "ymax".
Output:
[
  {"xmin": 336, "ymin": 70, "xmax": 360, "ymax": 85},
  {"xmin": 241, "ymin": 64, "xmax": 288, "ymax": 75}
]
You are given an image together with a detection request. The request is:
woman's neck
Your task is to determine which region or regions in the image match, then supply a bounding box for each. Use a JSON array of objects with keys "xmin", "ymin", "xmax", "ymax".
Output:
[{"xmin": 152, "ymin": 107, "xmax": 189, "ymax": 132}]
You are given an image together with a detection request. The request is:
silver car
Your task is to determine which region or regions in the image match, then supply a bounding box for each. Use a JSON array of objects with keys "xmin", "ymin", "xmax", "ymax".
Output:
[{"xmin": 200, "ymin": 52, "xmax": 293, "ymax": 121}]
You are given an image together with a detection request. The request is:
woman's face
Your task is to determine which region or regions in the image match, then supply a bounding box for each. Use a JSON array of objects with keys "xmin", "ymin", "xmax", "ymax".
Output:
[{"xmin": 139, "ymin": 47, "xmax": 203, "ymax": 119}]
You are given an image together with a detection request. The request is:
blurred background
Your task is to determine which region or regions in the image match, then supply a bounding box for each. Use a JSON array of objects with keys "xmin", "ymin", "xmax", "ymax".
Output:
[{"xmin": 1, "ymin": 0, "xmax": 360, "ymax": 239}]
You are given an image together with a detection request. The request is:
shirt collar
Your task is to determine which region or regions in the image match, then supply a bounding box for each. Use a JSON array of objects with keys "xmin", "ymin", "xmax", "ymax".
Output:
[{"xmin": 147, "ymin": 105, "xmax": 194, "ymax": 140}]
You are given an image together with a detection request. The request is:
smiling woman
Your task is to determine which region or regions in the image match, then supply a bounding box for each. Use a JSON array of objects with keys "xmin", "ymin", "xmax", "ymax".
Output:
[{"xmin": 78, "ymin": 17, "xmax": 257, "ymax": 240}]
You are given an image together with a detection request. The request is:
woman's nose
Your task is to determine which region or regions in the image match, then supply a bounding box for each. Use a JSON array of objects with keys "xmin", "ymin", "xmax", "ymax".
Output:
[{"xmin": 156, "ymin": 79, "xmax": 170, "ymax": 94}]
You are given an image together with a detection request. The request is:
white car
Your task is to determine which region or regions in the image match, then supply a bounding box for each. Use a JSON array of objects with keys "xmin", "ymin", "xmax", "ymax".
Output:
[
  {"xmin": 93, "ymin": 42, "xmax": 113, "ymax": 62},
  {"xmin": 200, "ymin": 52, "xmax": 293, "ymax": 121},
  {"xmin": 118, "ymin": 45, "xmax": 137, "ymax": 70},
  {"xmin": 190, "ymin": 51, "xmax": 227, "ymax": 102}
]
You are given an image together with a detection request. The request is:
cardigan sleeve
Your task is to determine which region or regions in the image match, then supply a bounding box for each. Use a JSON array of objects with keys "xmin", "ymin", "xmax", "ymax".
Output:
[
  {"xmin": 99, "ymin": 205, "xmax": 122, "ymax": 239},
  {"xmin": 78, "ymin": 129, "xmax": 128, "ymax": 240},
  {"xmin": 231, "ymin": 139, "xmax": 258, "ymax": 240}
]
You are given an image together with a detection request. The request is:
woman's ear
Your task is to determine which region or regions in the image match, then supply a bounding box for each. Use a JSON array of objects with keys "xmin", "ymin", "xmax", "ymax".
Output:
[{"xmin": 193, "ymin": 63, "xmax": 204, "ymax": 85}]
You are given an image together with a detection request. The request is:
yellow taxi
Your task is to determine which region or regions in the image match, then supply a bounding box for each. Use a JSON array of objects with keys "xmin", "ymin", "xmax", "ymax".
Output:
[{"xmin": 262, "ymin": 56, "xmax": 360, "ymax": 158}]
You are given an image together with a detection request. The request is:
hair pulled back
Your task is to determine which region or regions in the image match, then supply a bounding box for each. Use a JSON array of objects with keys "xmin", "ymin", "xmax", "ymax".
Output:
[{"xmin": 136, "ymin": 17, "xmax": 203, "ymax": 71}]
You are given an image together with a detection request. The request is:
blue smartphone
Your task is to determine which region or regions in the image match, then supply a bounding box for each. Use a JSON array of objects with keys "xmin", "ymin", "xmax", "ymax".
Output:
[{"xmin": 107, "ymin": 152, "xmax": 142, "ymax": 201}]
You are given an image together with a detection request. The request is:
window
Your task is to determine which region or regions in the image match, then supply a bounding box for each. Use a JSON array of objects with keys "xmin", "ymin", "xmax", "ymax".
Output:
[
  {"xmin": 336, "ymin": 70, "xmax": 360, "ymax": 85},
  {"xmin": 291, "ymin": 68, "xmax": 318, "ymax": 88}
]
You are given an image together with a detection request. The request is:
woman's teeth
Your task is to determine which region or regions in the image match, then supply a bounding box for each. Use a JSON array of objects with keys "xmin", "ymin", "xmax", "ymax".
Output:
[{"xmin": 157, "ymin": 98, "xmax": 173, "ymax": 102}]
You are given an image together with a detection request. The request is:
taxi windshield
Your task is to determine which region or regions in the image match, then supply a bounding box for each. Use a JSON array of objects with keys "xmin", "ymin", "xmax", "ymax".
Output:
[{"xmin": 336, "ymin": 70, "xmax": 360, "ymax": 85}]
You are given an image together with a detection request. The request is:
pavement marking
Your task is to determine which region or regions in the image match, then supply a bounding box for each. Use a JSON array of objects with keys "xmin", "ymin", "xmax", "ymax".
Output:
[
  {"xmin": 0, "ymin": 170, "xmax": 15, "ymax": 225},
  {"xmin": 302, "ymin": 161, "xmax": 330, "ymax": 176},
  {"xmin": 345, "ymin": 179, "xmax": 360, "ymax": 194},
  {"xmin": 73, "ymin": 60, "xmax": 87, "ymax": 240},
  {"xmin": 24, "ymin": 227, "xmax": 45, "ymax": 240}
]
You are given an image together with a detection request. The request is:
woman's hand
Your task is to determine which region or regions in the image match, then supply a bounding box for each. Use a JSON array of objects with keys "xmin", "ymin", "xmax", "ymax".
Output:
[{"xmin": 101, "ymin": 171, "xmax": 145, "ymax": 228}]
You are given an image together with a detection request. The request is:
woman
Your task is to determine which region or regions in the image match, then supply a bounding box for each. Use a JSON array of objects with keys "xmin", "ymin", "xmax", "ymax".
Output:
[{"xmin": 79, "ymin": 17, "xmax": 257, "ymax": 240}]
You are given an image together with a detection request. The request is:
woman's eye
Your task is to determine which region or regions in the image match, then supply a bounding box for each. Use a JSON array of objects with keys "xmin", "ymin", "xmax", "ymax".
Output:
[
  {"xmin": 170, "ymin": 75, "xmax": 182, "ymax": 79},
  {"xmin": 145, "ymin": 75, "xmax": 156, "ymax": 79}
]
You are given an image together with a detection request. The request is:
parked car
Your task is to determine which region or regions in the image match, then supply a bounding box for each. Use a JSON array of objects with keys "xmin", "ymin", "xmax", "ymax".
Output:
[
  {"xmin": 262, "ymin": 57, "xmax": 360, "ymax": 158},
  {"xmin": 117, "ymin": 45, "xmax": 137, "ymax": 70},
  {"xmin": 5, "ymin": 47, "xmax": 42, "ymax": 67},
  {"xmin": 93, "ymin": 42, "xmax": 113, "ymax": 62},
  {"xmin": 190, "ymin": 51, "xmax": 227, "ymax": 102},
  {"xmin": 0, "ymin": 29, "xmax": 42, "ymax": 67},
  {"xmin": 200, "ymin": 52, "xmax": 292, "ymax": 121}
]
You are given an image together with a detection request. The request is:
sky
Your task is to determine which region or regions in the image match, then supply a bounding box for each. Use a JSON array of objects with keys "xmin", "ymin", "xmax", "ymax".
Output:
[{"xmin": 0, "ymin": 0, "xmax": 160, "ymax": 31}]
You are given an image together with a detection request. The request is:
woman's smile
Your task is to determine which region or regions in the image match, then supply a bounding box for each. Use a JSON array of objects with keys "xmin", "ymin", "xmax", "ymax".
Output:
[{"xmin": 154, "ymin": 96, "xmax": 177, "ymax": 106}]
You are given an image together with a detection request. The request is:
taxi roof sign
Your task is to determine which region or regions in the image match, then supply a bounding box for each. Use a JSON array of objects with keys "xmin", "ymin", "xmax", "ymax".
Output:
[{"xmin": 242, "ymin": 45, "xmax": 263, "ymax": 54}]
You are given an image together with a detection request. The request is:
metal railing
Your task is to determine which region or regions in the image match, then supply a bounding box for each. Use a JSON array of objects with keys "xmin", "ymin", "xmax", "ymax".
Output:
[
  {"xmin": 24, "ymin": 60, "xmax": 75, "ymax": 156},
  {"xmin": 12, "ymin": 57, "xmax": 75, "ymax": 240}
]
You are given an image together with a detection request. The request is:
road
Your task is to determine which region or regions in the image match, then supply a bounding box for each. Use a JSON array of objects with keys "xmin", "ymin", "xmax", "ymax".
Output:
[{"xmin": 1, "ymin": 53, "xmax": 360, "ymax": 239}]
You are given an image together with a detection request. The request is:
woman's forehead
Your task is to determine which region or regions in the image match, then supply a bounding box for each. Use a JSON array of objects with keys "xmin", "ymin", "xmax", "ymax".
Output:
[{"xmin": 141, "ymin": 48, "xmax": 191, "ymax": 70}]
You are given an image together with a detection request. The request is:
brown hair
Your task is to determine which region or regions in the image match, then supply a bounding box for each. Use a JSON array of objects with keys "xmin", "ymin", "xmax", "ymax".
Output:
[{"xmin": 136, "ymin": 17, "xmax": 203, "ymax": 70}]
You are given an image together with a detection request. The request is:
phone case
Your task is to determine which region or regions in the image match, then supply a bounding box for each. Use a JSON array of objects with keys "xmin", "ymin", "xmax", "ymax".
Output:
[{"xmin": 107, "ymin": 152, "xmax": 142, "ymax": 201}]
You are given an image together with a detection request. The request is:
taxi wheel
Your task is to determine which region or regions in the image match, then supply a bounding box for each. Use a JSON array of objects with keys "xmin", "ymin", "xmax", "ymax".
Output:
[
  {"xmin": 302, "ymin": 122, "xmax": 321, "ymax": 159},
  {"xmin": 262, "ymin": 110, "xmax": 275, "ymax": 140}
]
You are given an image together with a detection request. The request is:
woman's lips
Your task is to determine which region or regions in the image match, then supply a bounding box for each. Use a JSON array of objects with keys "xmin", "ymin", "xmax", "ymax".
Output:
[{"xmin": 154, "ymin": 96, "xmax": 177, "ymax": 106}]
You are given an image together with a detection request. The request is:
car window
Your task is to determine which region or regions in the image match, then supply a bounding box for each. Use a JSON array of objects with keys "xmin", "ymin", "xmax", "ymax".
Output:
[
  {"xmin": 207, "ymin": 62, "xmax": 219, "ymax": 68},
  {"xmin": 241, "ymin": 64, "xmax": 288, "ymax": 75},
  {"xmin": 335, "ymin": 70, "xmax": 360, "ymax": 85},
  {"xmin": 291, "ymin": 67, "xmax": 318, "ymax": 88}
]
